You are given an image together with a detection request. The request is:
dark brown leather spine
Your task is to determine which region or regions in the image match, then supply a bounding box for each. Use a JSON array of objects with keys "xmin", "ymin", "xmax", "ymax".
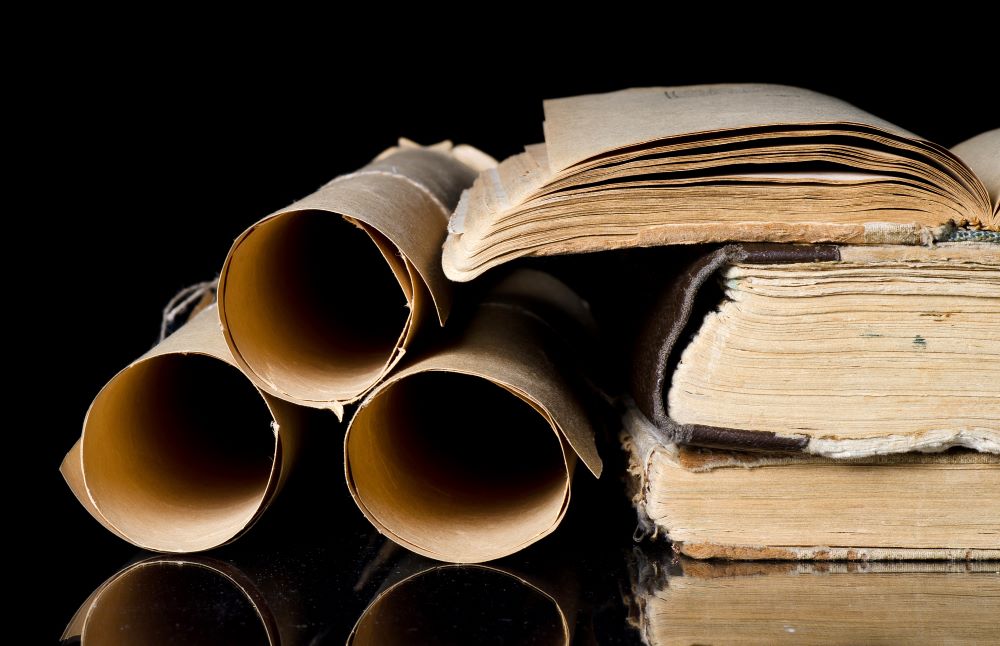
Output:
[{"xmin": 630, "ymin": 243, "xmax": 840, "ymax": 453}]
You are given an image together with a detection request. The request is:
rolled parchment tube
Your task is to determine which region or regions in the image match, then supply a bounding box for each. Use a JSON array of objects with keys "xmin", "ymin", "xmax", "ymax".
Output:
[
  {"xmin": 61, "ymin": 305, "xmax": 307, "ymax": 552},
  {"xmin": 218, "ymin": 141, "xmax": 491, "ymax": 417},
  {"xmin": 345, "ymin": 270, "xmax": 604, "ymax": 563}
]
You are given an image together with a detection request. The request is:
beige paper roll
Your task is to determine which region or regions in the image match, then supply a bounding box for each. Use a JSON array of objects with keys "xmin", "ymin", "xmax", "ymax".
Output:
[
  {"xmin": 60, "ymin": 305, "xmax": 308, "ymax": 552},
  {"xmin": 349, "ymin": 564, "xmax": 571, "ymax": 645},
  {"xmin": 218, "ymin": 141, "xmax": 492, "ymax": 418},
  {"xmin": 345, "ymin": 270, "xmax": 605, "ymax": 563}
]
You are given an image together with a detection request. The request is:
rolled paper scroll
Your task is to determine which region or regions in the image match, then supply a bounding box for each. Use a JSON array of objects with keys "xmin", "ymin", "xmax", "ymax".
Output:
[
  {"xmin": 218, "ymin": 140, "xmax": 493, "ymax": 418},
  {"xmin": 345, "ymin": 270, "xmax": 605, "ymax": 563},
  {"xmin": 60, "ymin": 305, "xmax": 308, "ymax": 552}
]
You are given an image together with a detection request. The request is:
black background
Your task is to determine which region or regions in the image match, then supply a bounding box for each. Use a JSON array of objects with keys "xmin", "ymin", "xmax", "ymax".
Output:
[{"xmin": 27, "ymin": 37, "xmax": 997, "ymax": 640}]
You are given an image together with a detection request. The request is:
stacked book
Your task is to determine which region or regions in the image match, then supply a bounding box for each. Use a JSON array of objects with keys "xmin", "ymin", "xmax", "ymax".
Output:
[{"xmin": 63, "ymin": 86, "xmax": 998, "ymax": 571}]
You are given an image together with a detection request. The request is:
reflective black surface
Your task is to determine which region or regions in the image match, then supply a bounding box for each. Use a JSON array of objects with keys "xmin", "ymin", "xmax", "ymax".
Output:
[
  {"xmin": 58, "ymin": 426, "xmax": 646, "ymax": 644},
  {"xmin": 58, "ymin": 464, "xmax": 1000, "ymax": 645}
]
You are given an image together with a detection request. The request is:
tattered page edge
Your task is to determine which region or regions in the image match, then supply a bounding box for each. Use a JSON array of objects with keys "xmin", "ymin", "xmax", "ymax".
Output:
[
  {"xmin": 623, "ymin": 403, "xmax": 1000, "ymax": 561},
  {"xmin": 674, "ymin": 558, "xmax": 1000, "ymax": 579},
  {"xmin": 675, "ymin": 543, "xmax": 1000, "ymax": 561},
  {"xmin": 631, "ymin": 242, "xmax": 1000, "ymax": 457}
]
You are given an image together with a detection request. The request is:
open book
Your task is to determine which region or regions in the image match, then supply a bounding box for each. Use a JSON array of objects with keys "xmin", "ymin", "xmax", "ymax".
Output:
[{"xmin": 443, "ymin": 85, "xmax": 999, "ymax": 281}]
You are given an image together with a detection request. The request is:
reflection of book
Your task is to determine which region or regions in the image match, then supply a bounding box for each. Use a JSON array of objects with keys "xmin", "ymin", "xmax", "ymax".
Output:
[
  {"xmin": 625, "ymin": 405, "xmax": 1000, "ymax": 559},
  {"xmin": 442, "ymin": 85, "xmax": 999, "ymax": 282},
  {"xmin": 629, "ymin": 555, "xmax": 1000, "ymax": 646}
]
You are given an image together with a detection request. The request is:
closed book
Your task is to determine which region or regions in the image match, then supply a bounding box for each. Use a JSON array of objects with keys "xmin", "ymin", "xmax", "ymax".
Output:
[
  {"xmin": 624, "ymin": 404, "xmax": 1000, "ymax": 559},
  {"xmin": 629, "ymin": 242, "xmax": 999, "ymax": 458}
]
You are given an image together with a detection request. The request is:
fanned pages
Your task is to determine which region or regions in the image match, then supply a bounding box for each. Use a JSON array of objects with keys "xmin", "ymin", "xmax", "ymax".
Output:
[
  {"xmin": 624, "ymin": 404, "xmax": 1000, "ymax": 560},
  {"xmin": 952, "ymin": 128, "xmax": 1000, "ymax": 216},
  {"xmin": 443, "ymin": 85, "xmax": 998, "ymax": 281},
  {"xmin": 60, "ymin": 305, "xmax": 309, "ymax": 552},
  {"xmin": 629, "ymin": 556, "xmax": 1000, "ymax": 645},
  {"xmin": 219, "ymin": 140, "xmax": 493, "ymax": 417},
  {"xmin": 345, "ymin": 270, "xmax": 604, "ymax": 563},
  {"xmin": 630, "ymin": 243, "xmax": 1000, "ymax": 457}
]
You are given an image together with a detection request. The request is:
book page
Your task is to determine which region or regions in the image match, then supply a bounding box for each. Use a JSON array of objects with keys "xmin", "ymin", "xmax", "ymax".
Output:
[
  {"xmin": 952, "ymin": 129, "xmax": 1000, "ymax": 212},
  {"xmin": 542, "ymin": 85, "xmax": 918, "ymax": 172}
]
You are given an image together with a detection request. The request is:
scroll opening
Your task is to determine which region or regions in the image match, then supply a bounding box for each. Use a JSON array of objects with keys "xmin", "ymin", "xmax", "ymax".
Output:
[
  {"xmin": 347, "ymin": 372, "xmax": 571, "ymax": 562},
  {"xmin": 221, "ymin": 209, "xmax": 409, "ymax": 402},
  {"xmin": 81, "ymin": 355, "xmax": 277, "ymax": 552},
  {"xmin": 350, "ymin": 566, "xmax": 568, "ymax": 645}
]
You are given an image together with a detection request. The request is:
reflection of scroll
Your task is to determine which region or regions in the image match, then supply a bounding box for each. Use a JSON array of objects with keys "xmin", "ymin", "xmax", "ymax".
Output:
[
  {"xmin": 62, "ymin": 556, "xmax": 279, "ymax": 645},
  {"xmin": 62, "ymin": 537, "xmax": 581, "ymax": 644},
  {"xmin": 350, "ymin": 553, "xmax": 575, "ymax": 645},
  {"xmin": 345, "ymin": 270, "xmax": 605, "ymax": 563},
  {"xmin": 60, "ymin": 305, "xmax": 309, "ymax": 552},
  {"xmin": 628, "ymin": 552, "xmax": 1000, "ymax": 645},
  {"xmin": 218, "ymin": 141, "xmax": 492, "ymax": 417}
]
